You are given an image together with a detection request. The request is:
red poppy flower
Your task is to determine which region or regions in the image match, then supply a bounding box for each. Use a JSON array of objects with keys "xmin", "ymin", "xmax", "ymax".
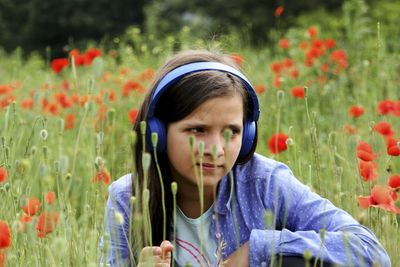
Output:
[
  {"xmin": 324, "ymin": 39, "xmax": 336, "ymax": 49},
  {"xmin": 371, "ymin": 185, "xmax": 396, "ymax": 206},
  {"xmin": 273, "ymin": 75, "xmax": 282, "ymax": 88},
  {"xmin": 274, "ymin": 6, "xmax": 284, "ymax": 17},
  {"xmin": 20, "ymin": 98, "xmax": 33, "ymax": 110},
  {"xmin": 84, "ymin": 48, "xmax": 102, "ymax": 65},
  {"xmin": 51, "ymin": 58, "xmax": 69, "ymax": 74},
  {"xmin": 0, "ymin": 85, "xmax": 11, "ymax": 95},
  {"xmin": 69, "ymin": 49, "xmax": 85, "ymax": 67},
  {"xmin": 22, "ymin": 197, "xmax": 41, "ymax": 216},
  {"xmin": 392, "ymin": 101, "xmax": 400, "ymax": 117},
  {"xmin": 307, "ymin": 27, "xmax": 318, "ymax": 38},
  {"xmin": 18, "ymin": 214, "xmax": 33, "ymax": 233},
  {"xmin": 388, "ymin": 175, "xmax": 400, "ymax": 189},
  {"xmin": 343, "ymin": 124, "xmax": 358, "ymax": 135},
  {"xmin": 268, "ymin": 133, "xmax": 288, "ymax": 154},
  {"xmin": 348, "ymin": 105, "xmax": 364, "ymax": 118},
  {"xmin": 92, "ymin": 166, "xmax": 111, "ymax": 185},
  {"xmin": 65, "ymin": 113, "xmax": 76, "ymax": 129},
  {"xmin": 304, "ymin": 55, "xmax": 315, "ymax": 67},
  {"xmin": 357, "ymin": 185, "xmax": 400, "ymax": 214},
  {"xmin": 55, "ymin": 93, "xmax": 73, "ymax": 109},
  {"xmin": 122, "ymin": 80, "xmax": 145, "ymax": 96},
  {"xmin": 0, "ymin": 167, "xmax": 7, "ymax": 183},
  {"xmin": 358, "ymin": 160, "xmax": 377, "ymax": 182},
  {"xmin": 291, "ymin": 87, "xmax": 305, "ymax": 99},
  {"xmin": 373, "ymin": 121, "xmax": 395, "ymax": 137},
  {"xmin": 36, "ymin": 211, "xmax": 59, "ymax": 238},
  {"xmin": 128, "ymin": 109, "xmax": 139, "ymax": 124},
  {"xmin": 320, "ymin": 63, "xmax": 330, "ymax": 73},
  {"xmin": 386, "ymin": 138, "xmax": 400, "ymax": 156},
  {"xmin": 377, "ymin": 99, "xmax": 396, "ymax": 115},
  {"xmin": 20, "ymin": 214, "xmax": 33, "ymax": 224},
  {"xmin": 299, "ymin": 41, "xmax": 308, "ymax": 50},
  {"xmin": 45, "ymin": 192, "xmax": 56, "ymax": 205},
  {"xmin": 356, "ymin": 141, "xmax": 378, "ymax": 161},
  {"xmin": 49, "ymin": 104, "xmax": 59, "ymax": 115},
  {"xmin": 79, "ymin": 95, "xmax": 89, "ymax": 107},
  {"xmin": 108, "ymin": 90, "xmax": 116, "ymax": 101},
  {"xmin": 69, "ymin": 48, "xmax": 80, "ymax": 58},
  {"xmin": 138, "ymin": 68, "xmax": 156, "ymax": 81},
  {"xmin": 230, "ymin": 54, "xmax": 244, "ymax": 66},
  {"xmin": 282, "ymin": 58, "xmax": 294, "ymax": 68},
  {"xmin": 279, "ymin": 39, "xmax": 290, "ymax": 49},
  {"xmin": 357, "ymin": 196, "xmax": 372, "ymax": 209},
  {"xmin": 254, "ymin": 84, "xmax": 266, "ymax": 94},
  {"xmin": 271, "ymin": 62, "xmax": 282, "ymax": 74},
  {"xmin": 289, "ymin": 69, "xmax": 299, "ymax": 79},
  {"xmin": 0, "ymin": 220, "xmax": 11, "ymax": 249},
  {"xmin": 311, "ymin": 39, "xmax": 324, "ymax": 50}
]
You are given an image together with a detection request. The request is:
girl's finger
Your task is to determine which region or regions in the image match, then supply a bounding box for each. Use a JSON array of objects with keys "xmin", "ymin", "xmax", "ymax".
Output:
[
  {"xmin": 160, "ymin": 240, "xmax": 174, "ymax": 260},
  {"xmin": 139, "ymin": 246, "xmax": 162, "ymax": 260}
]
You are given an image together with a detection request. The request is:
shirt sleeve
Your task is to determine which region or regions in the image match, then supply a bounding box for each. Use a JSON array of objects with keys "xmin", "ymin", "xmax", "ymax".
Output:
[
  {"xmin": 249, "ymin": 164, "xmax": 391, "ymax": 267},
  {"xmin": 99, "ymin": 176, "xmax": 134, "ymax": 267}
]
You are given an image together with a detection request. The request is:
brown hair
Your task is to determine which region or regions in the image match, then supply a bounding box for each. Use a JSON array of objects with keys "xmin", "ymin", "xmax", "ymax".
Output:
[{"xmin": 131, "ymin": 50, "xmax": 258, "ymax": 250}]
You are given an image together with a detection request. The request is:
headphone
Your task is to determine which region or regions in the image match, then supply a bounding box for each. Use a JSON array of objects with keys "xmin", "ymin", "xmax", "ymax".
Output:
[{"xmin": 147, "ymin": 61, "xmax": 260, "ymax": 158}]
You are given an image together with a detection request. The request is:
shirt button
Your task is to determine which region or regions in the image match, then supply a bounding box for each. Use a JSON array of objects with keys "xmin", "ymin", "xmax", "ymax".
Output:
[
  {"xmin": 212, "ymin": 214, "xmax": 216, "ymax": 220},
  {"xmin": 216, "ymin": 233, "xmax": 221, "ymax": 239},
  {"xmin": 261, "ymin": 261, "xmax": 267, "ymax": 267}
]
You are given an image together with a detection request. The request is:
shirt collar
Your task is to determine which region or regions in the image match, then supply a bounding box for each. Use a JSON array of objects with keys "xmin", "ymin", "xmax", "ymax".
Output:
[{"xmin": 214, "ymin": 172, "xmax": 235, "ymax": 215}]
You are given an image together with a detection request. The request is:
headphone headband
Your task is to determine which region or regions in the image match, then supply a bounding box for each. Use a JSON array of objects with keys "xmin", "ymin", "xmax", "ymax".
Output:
[
  {"xmin": 148, "ymin": 62, "xmax": 260, "ymax": 121},
  {"xmin": 146, "ymin": 61, "xmax": 260, "ymax": 158}
]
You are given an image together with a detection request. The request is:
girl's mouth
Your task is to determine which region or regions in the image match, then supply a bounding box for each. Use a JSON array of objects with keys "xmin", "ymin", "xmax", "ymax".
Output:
[{"xmin": 196, "ymin": 163, "xmax": 223, "ymax": 171}]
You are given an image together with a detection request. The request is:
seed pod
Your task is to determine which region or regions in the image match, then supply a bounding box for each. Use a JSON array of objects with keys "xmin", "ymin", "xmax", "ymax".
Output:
[{"xmin": 171, "ymin": 182, "xmax": 178, "ymax": 195}]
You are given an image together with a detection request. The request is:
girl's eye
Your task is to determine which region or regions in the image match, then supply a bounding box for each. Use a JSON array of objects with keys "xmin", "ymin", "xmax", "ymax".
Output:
[
  {"xmin": 188, "ymin": 127, "xmax": 204, "ymax": 134},
  {"xmin": 230, "ymin": 127, "xmax": 241, "ymax": 136}
]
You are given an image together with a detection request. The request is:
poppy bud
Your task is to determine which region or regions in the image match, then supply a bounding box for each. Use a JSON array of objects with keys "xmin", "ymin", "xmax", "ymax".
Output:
[
  {"xmin": 211, "ymin": 145, "xmax": 218, "ymax": 161},
  {"xmin": 277, "ymin": 90, "xmax": 285, "ymax": 107},
  {"xmin": 171, "ymin": 182, "xmax": 178, "ymax": 195},
  {"xmin": 151, "ymin": 132, "xmax": 158, "ymax": 148},
  {"xmin": 130, "ymin": 196, "xmax": 136, "ymax": 206},
  {"xmin": 40, "ymin": 129, "xmax": 48, "ymax": 140},
  {"xmin": 142, "ymin": 153, "xmax": 151, "ymax": 171},
  {"xmin": 140, "ymin": 121, "xmax": 147, "ymax": 136},
  {"xmin": 198, "ymin": 141, "xmax": 205, "ymax": 157},
  {"xmin": 224, "ymin": 129, "xmax": 233, "ymax": 145},
  {"xmin": 114, "ymin": 211, "xmax": 124, "ymax": 225},
  {"xmin": 187, "ymin": 135, "xmax": 195, "ymax": 150},
  {"xmin": 97, "ymin": 132, "xmax": 104, "ymax": 145},
  {"xmin": 107, "ymin": 108, "xmax": 116, "ymax": 126}
]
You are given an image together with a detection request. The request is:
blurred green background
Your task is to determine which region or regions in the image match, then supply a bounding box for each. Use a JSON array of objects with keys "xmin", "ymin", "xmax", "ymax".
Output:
[{"xmin": 1, "ymin": 0, "xmax": 399, "ymax": 57}]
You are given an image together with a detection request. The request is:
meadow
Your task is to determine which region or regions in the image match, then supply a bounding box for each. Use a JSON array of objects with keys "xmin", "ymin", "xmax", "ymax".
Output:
[{"xmin": 0, "ymin": 22, "xmax": 399, "ymax": 266}]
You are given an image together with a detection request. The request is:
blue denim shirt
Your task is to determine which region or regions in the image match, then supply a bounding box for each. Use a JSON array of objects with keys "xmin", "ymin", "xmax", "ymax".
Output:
[{"xmin": 100, "ymin": 153, "xmax": 391, "ymax": 266}]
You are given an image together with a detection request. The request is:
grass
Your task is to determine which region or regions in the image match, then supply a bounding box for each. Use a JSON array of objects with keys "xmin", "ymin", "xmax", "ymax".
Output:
[{"xmin": 0, "ymin": 21, "xmax": 399, "ymax": 266}]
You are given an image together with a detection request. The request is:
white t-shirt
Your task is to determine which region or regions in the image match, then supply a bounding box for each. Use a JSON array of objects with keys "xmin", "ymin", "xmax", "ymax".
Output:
[{"xmin": 174, "ymin": 205, "xmax": 218, "ymax": 267}]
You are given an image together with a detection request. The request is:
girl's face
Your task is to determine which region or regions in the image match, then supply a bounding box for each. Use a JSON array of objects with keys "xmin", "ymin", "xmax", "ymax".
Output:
[{"xmin": 166, "ymin": 94, "xmax": 244, "ymax": 192}]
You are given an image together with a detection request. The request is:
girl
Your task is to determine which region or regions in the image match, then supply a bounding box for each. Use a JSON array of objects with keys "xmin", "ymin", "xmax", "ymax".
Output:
[{"xmin": 100, "ymin": 50, "xmax": 390, "ymax": 266}]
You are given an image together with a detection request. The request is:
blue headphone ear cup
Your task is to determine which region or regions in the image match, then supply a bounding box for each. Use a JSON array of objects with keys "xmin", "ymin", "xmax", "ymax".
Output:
[
  {"xmin": 147, "ymin": 118, "xmax": 167, "ymax": 153},
  {"xmin": 239, "ymin": 121, "xmax": 256, "ymax": 158}
]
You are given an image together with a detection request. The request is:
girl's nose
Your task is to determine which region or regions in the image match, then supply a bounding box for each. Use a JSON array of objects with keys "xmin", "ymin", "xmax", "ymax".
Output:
[{"xmin": 203, "ymin": 133, "xmax": 225, "ymax": 158}]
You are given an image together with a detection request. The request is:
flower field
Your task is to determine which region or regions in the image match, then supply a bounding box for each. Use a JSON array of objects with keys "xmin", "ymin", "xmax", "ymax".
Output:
[{"xmin": 0, "ymin": 23, "xmax": 399, "ymax": 266}]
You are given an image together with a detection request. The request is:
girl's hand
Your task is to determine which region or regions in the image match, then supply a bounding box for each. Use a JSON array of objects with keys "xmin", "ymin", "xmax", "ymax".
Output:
[
  {"xmin": 138, "ymin": 240, "xmax": 174, "ymax": 267},
  {"xmin": 224, "ymin": 241, "xmax": 249, "ymax": 267}
]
